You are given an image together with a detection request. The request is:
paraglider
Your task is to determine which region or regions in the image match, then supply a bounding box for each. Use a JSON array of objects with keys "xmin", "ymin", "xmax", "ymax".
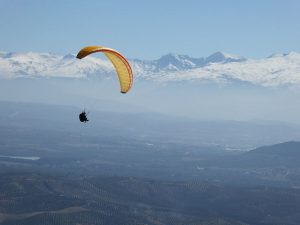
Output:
[
  {"xmin": 76, "ymin": 45, "xmax": 133, "ymax": 93},
  {"xmin": 76, "ymin": 45, "xmax": 133, "ymax": 123},
  {"xmin": 79, "ymin": 110, "xmax": 89, "ymax": 123}
]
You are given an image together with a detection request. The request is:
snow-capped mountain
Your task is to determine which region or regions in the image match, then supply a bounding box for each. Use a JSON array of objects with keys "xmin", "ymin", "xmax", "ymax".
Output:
[
  {"xmin": 0, "ymin": 52, "xmax": 113, "ymax": 79},
  {"xmin": 133, "ymin": 52, "xmax": 245, "ymax": 72},
  {"xmin": 0, "ymin": 50, "xmax": 300, "ymax": 87}
]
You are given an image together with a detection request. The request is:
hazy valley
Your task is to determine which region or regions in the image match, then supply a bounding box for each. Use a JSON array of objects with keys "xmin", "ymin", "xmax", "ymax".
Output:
[{"xmin": 0, "ymin": 102, "xmax": 300, "ymax": 224}]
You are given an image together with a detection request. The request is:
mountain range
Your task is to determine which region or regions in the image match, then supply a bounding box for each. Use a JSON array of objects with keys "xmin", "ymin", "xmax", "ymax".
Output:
[{"xmin": 1, "ymin": 50, "xmax": 300, "ymax": 87}]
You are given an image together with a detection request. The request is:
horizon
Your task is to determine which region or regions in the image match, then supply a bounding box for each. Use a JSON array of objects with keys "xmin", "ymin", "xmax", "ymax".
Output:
[{"xmin": 1, "ymin": 48, "xmax": 300, "ymax": 61}]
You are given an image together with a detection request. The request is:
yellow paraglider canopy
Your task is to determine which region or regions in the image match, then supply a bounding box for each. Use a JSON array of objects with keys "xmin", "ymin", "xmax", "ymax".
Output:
[{"xmin": 76, "ymin": 46, "xmax": 133, "ymax": 93}]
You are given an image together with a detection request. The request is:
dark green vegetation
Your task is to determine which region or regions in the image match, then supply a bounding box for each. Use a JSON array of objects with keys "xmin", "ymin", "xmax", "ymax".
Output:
[
  {"xmin": 1, "ymin": 101, "xmax": 300, "ymax": 224},
  {"xmin": 1, "ymin": 173, "xmax": 300, "ymax": 225}
]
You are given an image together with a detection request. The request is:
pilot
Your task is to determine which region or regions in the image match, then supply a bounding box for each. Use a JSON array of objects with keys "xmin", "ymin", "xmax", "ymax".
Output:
[{"xmin": 79, "ymin": 111, "xmax": 89, "ymax": 123}]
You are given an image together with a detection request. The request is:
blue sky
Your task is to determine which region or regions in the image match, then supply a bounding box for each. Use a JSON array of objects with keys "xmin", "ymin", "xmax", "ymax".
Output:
[{"xmin": 0, "ymin": 0, "xmax": 299, "ymax": 59}]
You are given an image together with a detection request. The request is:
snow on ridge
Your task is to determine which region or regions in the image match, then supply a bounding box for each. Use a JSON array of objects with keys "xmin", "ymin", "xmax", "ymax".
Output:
[
  {"xmin": 0, "ymin": 50, "xmax": 300, "ymax": 87},
  {"xmin": 155, "ymin": 52, "xmax": 300, "ymax": 87},
  {"xmin": 0, "ymin": 51, "xmax": 114, "ymax": 79}
]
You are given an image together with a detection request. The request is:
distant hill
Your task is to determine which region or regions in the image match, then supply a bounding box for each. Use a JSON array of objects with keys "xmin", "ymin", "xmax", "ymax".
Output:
[
  {"xmin": 227, "ymin": 141, "xmax": 300, "ymax": 168},
  {"xmin": 248, "ymin": 141, "xmax": 300, "ymax": 157}
]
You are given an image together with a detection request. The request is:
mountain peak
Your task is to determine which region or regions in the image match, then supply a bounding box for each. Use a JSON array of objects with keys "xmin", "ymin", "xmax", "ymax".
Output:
[
  {"xmin": 206, "ymin": 51, "xmax": 245, "ymax": 63},
  {"xmin": 268, "ymin": 51, "xmax": 300, "ymax": 59},
  {"xmin": 62, "ymin": 53, "xmax": 76, "ymax": 60},
  {"xmin": 285, "ymin": 51, "xmax": 300, "ymax": 58},
  {"xmin": 159, "ymin": 53, "xmax": 190, "ymax": 61},
  {"xmin": 157, "ymin": 53, "xmax": 196, "ymax": 71}
]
